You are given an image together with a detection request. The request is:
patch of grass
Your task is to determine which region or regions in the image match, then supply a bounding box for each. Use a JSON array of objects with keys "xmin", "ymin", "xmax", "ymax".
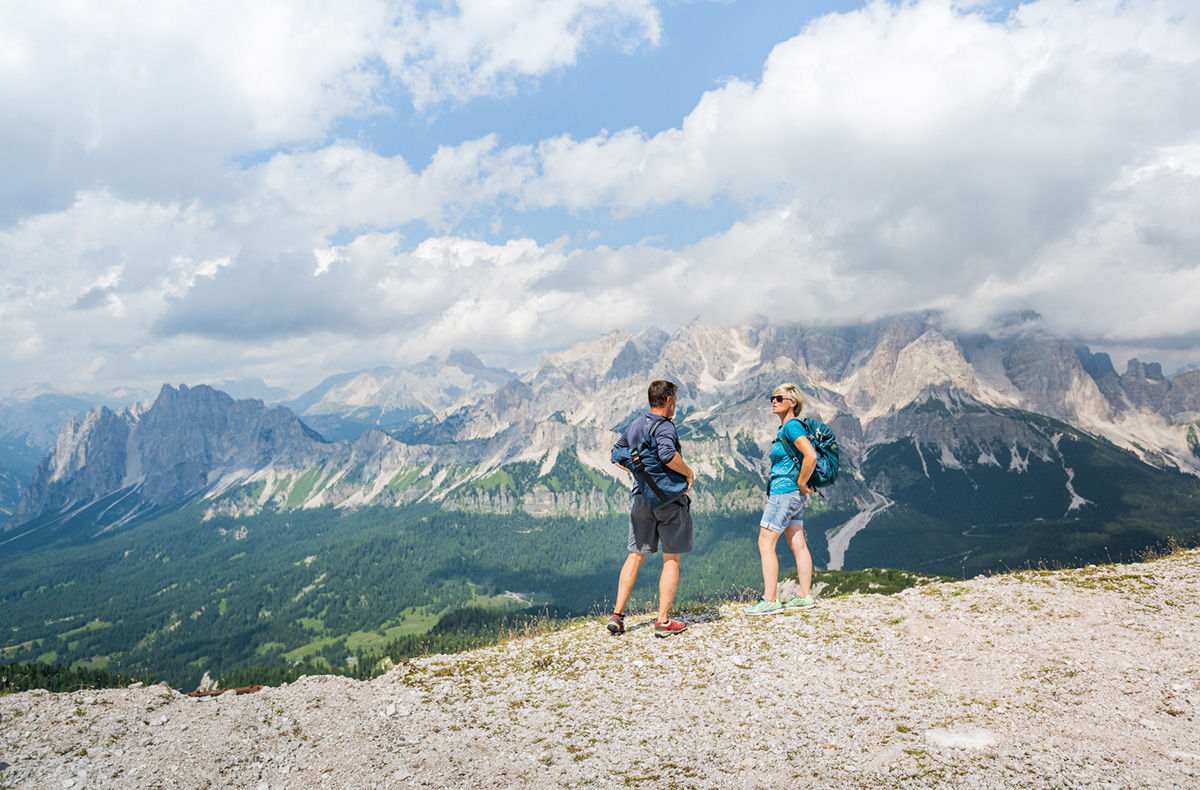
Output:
[
  {"xmin": 254, "ymin": 642, "xmax": 287, "ymax": 656},
  {"xmin": 382, "ymin": 467, "xmax": 422, "ymax": 494},
  {"xmin": 342, "ymin": 613, "xmax": 439, "ymax": 654},
  {"xmin": 286, "ymin": 467, "xmax": 324, "ymax": 508},
  {"xmin": 0, "ymin": 638, "xmax": 44, "ymax": 660},
  {"xmin": 795, "ymin": 568, "xmax": 952, "ymax": 597},
  {"xmin": 283, "ymin": 636, "xmax": 342, "ymax": 662},
  {"xmin": 58, "ymin": 620, "xmax": 113, "ymax": 640}
]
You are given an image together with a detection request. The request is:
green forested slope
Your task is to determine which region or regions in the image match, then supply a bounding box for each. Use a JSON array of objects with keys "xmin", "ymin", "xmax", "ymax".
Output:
[
  {"xmin": 5, "ymin": 413, "xmax": 1200, "ymax": 691},
  {"xmin": 847, "ymin": 425, "xmax": 1200, "ymax": 576},
  {"xmin": 0, "ymin": 499, "xmax": 853, "ymax": 689}
]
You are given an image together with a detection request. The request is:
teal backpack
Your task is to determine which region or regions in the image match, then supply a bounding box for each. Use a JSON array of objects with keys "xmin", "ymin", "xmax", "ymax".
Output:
[{"xmin": 777, "ymin": 417, "xmax": 840, "ymax": 489}]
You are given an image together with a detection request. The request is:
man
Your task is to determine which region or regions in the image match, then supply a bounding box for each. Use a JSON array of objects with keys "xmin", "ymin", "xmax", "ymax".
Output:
[{"xmin": 608, "ymin": 379, "xmax": 695, "ymax": 637}]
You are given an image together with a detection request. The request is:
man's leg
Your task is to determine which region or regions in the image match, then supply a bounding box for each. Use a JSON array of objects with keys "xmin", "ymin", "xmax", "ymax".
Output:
[
  {"xmin": 757, "ymin": 527, "xmax": 784, "ymax": 601},
  {"xmin": 657, "ymin": 553, "xmax": 680, "ymax": 623},
  {"xmin": 784, "ymin": 523, "xmax": 812, "ymax": 598},
  {"xmin": 614, "ymin": 552, "xmax": 647, "ymax": 614}
]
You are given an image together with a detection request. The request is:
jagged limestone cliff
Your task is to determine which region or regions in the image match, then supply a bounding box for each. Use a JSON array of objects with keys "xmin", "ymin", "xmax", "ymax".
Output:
[{"xmin": 11, "ymin": 315, "xmax": 1200, "ymax": 549}]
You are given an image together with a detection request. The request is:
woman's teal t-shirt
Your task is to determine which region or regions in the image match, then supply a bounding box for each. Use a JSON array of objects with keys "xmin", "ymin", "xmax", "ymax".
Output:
[{"xmin": 769, "ymin": 419, "xmax": 809, "ymax": 495}]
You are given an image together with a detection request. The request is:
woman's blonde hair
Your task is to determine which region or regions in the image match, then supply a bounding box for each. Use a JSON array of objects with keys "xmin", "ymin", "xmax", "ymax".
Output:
[{"xmin": 774, "ymin": 383, "xmax": 804, "ymax": 419}]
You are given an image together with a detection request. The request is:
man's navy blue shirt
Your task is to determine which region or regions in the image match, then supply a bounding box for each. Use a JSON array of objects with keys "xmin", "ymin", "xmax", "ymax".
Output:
[{"xmin": 614, "ymin": 413, "xmax": 681, "ymax": 497}]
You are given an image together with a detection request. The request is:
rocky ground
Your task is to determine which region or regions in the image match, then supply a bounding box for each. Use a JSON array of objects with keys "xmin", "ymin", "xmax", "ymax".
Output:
[{"xmin": 3, "ymin": 550, "xmax": 1200, "ymax": 789}]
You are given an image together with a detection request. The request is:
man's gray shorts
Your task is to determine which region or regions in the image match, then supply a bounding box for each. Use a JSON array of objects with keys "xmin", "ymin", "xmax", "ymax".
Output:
[{"xmin": 629, "ymin": 492, "xmax": 693, "ymax": 554}]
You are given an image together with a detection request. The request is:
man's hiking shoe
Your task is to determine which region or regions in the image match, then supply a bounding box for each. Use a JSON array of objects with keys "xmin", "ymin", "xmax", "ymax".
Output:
[
  {"xmin": 784, "ymin": 594, "xmax": 818, "ymax": 610},
  {"xmin": 745, "ymin": 598, "xmax": 785, "ymax": 616},
  {"xmin": 653, "ymin": 618, "xmax": 686, "ymax": 637},
  {"xmin": 607, "ymin": 613, "xmax": 625, "ymax": 635}
]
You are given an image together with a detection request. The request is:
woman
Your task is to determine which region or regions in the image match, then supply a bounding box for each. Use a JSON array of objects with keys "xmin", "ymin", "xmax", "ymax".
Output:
[{"xmin": 745, "ymin": 383, "xmax": 819, "ymax": 615}]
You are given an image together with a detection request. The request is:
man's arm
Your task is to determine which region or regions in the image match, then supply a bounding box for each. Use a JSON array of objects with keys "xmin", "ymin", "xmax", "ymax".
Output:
[
  {"xmin": 655, "ymin": 420, "xmax": 695, "ymax": 492},
  {"xmin": 664, "ymin": 452, "xmax": 695, "ymax": 493},
  {"xmin": 611, "ymin": 432, "xmax": 631, "ymax": 473}
]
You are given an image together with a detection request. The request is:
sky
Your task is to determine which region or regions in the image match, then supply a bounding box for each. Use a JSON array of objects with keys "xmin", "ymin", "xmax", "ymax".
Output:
[{"xmin": 2, "ymin": 0, "xmax": 1199, "ymax": 399}]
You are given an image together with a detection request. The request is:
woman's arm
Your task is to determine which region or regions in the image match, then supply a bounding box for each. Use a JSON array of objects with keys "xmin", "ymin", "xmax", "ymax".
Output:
[{"xmin": 793, "ymin": 435, "xmax": 818, "ymax": 495}]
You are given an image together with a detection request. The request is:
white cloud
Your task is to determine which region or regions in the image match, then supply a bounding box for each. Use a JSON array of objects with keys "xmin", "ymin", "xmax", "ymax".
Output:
[
  {"xmin": 3, "ymin": 0, "xmax": 1200, "ymax": 395},
  {"xmin": 386, "ymin": 0, "xmax": 662, "ymax": 109},
  {"xmin": 1012, "ymin": 138, "xmax": 1200, "ymax": 344},
  {"xmin": 0, "ymin": 190, "xmax": 238, "ymax": 389},
  {"xmin": 528, "ymin": 0, "xmax": 1200, "ymax": 212},
  {"xmin": 0, "ymin": 0, "xmax": 393, "ymax": 218},
  {"xmin": 0, "ymin": 0, "xmax": 660, "ymax": 219},
  {"xmin": 239, "ymin": 137, "xmax": 536, "ymax": 238},
  {"xmin": 519, "ymin": 0, "xmax": 1200, "ymax": 345}
]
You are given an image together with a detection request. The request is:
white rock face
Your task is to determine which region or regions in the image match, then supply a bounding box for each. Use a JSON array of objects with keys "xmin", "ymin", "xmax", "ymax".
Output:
[
  {"xmin": 837, "ymin": 326, "xmax": 983, "ymax": 422},
  {"xmin": 11, "ymin": 313, "xmax": 1200, "ymax": 530}
]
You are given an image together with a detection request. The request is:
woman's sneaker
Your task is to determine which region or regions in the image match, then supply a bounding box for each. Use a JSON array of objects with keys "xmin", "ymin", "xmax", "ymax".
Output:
[
  {"xmin": 606, "ymin": 612, "xmax": 626, "ymax": 635},
  {"xmin": 653, "ymin": 618, "xmax": 687, "ymax": 637},
  {"xmin": 784, "ymin": 594, "xmax": 818, "ymax": 609},
  {"xmin": 745, "ymin": 598, "xmax": 784, "ymax": 616}
]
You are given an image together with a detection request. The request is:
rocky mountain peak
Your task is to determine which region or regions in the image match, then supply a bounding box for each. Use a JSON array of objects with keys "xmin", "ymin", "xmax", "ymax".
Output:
[
  {"xmin": 1117, "ymin": 358, "xmax": 1171, "ymax": 412},
  {"xmin": 605, "ymin": 327, "xmax": 670, "ymax": 382},
  {"xmin": 10, "ymin": 313, "xmax": 1200, "ymax": 532},
  {"xmin": 1162, "ymin": 369, "xmax": 1200, "ymax": 424},
  {"xmin": 1074, "ymin": 345, "xmax": 1118, "ymax": 382},
  {"xmin": 444, "ymin": 348, "xmax": 486, "ymax": 371},
  {"xmin": 10, "ymin": 385, "xmax": 331, "ymax": 527},
  {"xmin": 1126, "ymin": 359, "xmax": 1167, "ymax": 382},
  {"xmin": 12, "ymin": 407, "xmax": 131, "ymax": 524}
]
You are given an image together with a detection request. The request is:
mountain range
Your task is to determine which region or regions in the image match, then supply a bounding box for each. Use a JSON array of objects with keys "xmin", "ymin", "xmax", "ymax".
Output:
[
  {"xmin": 7, "ymin": 312, "xmax": 1200, "ymax": 574},
  {"xmin": 7, "ymin": 312, "xmax": 1200, "ymax": 688}
]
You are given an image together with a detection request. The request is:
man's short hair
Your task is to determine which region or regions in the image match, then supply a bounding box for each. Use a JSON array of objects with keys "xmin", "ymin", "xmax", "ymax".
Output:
[{"xmin": 648, "ymin": 380, "xmax": 677, "ymax": 408}]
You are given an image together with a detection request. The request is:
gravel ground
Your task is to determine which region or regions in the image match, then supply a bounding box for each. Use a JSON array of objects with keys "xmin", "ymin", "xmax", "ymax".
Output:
[{"xmin": 3, "ymin": 549, "xmax": 1200, "ymax": 789}]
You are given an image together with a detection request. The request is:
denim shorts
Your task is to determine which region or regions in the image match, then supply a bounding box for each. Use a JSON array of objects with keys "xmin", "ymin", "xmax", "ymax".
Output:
[{"xmin": 760, "ymin": 491, "xmax": 807, "ymax": 534}]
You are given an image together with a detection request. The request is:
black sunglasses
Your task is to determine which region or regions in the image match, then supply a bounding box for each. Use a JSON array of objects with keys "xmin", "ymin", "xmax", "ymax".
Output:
[{"xmin": 770, "ymin": 395, "xmax": 788, "ymax": 403}]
